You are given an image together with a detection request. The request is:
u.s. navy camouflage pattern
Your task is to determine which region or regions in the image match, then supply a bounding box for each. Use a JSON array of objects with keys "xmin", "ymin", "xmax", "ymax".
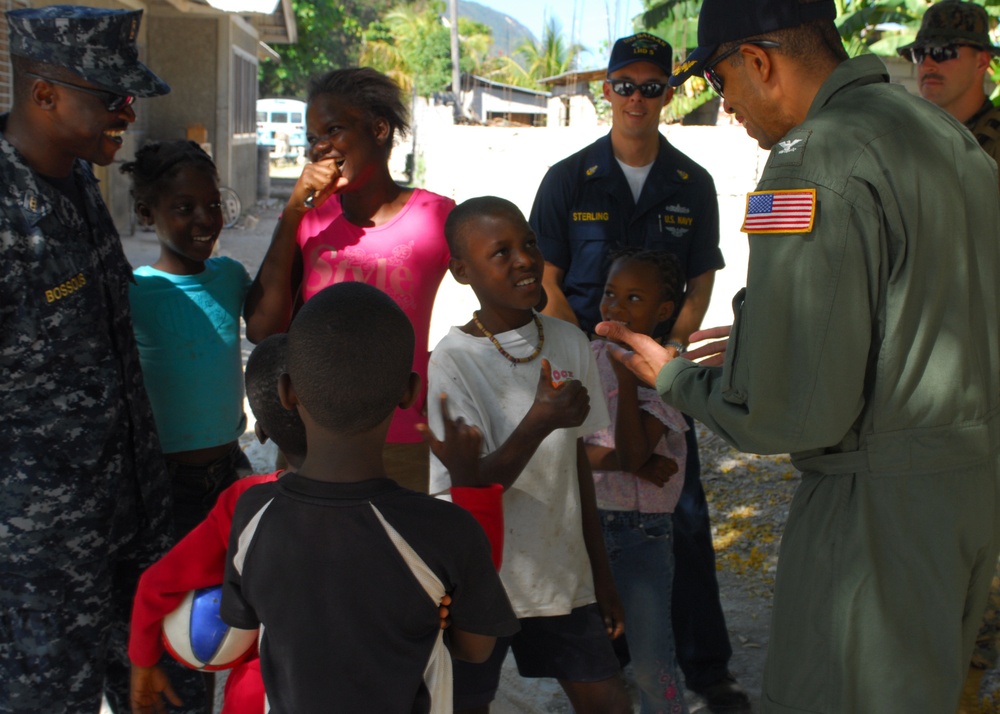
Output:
[
  {"xmin": 0, "ymin": 113, "xmax": 173, "ymax": 708},
  {"xmin": 0, "ymin": 113, "xmax": 171, "ymax": 570},
  {"xmin": 6, "ymin": 6, "xmax": 170, "ymax": 98},
  {"xmin": 0, "ymin": 558, "xmax": 115, "ymax": 712}
]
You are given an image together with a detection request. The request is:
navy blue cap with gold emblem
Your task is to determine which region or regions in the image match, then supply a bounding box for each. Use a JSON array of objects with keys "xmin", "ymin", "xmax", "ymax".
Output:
[
  {"xmin": 6, "ymin": 5, "xmax": 170, "ymax": 98},
  {"xmin": 608, "ymin": 33, "xmax": 673, "ymax": 76},
  {"xmin": 668, "ymin": 0, "xmax": 837, "ymax": 87}
]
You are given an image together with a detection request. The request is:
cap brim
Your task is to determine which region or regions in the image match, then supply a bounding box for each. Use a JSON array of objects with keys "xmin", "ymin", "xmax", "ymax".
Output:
[
  {"xmin": 87, "ymin": 61, "xmax": 170, "ymax": 98},
  {"xmin": 668, "ymin": 44, "xmax": 716, "ymax": 87}
]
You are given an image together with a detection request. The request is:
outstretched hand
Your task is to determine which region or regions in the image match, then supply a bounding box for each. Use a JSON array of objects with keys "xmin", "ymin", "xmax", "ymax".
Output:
[
  {"xmin": 416, "ymin": 393, "xmax": 483, "ymax": 488},
  {"xmin": 529, "ymin": 359, "xmax": 591, "ymax": 432},
  {"xmin": 683, "ymin": 325, "xmax": 732, "ymax": 367},
  {"xmin": 594, "ymin": 322, "xmax": 673, "ymax": 388}
]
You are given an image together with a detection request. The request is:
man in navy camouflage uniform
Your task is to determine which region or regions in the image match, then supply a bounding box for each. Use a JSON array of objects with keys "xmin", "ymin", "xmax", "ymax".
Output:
[{"xmin": 0, "ymin": 6, "xmax": 174, "ymax": 713}]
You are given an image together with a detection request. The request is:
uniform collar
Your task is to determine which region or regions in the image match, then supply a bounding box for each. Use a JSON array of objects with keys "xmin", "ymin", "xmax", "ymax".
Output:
[
  {"xmin": 583, "ymin": 131, "xmax": 688, "ymax": 184},
  {"xmin": 279, "ymin": 471, "xmax": 403, "ymax": 501},
  {"xmin": 806, "ymin": 55, "xmax": 889, "ymax": 122},
  {"xmin": 0, "ymin": 113, "xmax": 95, "ymax": 229},
  {"xmin": 966, "ymin": 97, "xmax": 997, "ymax": 130}
]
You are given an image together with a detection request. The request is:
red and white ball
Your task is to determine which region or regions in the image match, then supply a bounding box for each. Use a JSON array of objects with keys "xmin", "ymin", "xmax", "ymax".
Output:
[{"xmin": 162, "ymin": 585, "xmax": 257, "ymax": 671}]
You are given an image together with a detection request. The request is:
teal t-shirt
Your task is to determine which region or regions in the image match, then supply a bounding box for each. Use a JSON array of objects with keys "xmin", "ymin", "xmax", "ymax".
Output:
[{"xmin": 130, "ymin": 256, "xmax": 251, "ymax": 453}]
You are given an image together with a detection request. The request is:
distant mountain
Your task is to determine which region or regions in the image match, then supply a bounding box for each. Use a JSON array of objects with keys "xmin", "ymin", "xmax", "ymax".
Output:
[{"xmin": 458, "ymin": 0, "xmax": 537, "ymax": 61}]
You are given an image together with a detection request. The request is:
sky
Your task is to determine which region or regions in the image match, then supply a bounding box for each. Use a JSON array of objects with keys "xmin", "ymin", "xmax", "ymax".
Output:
[{"xmin": 477, "ymin": 0, "xmax": 645, "ymax": 71}]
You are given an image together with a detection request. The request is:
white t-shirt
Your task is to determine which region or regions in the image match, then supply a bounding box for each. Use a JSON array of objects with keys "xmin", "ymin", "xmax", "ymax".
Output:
[
  {"xmin": 428, "ymin": 313, "xmax": 610, "ymax": 618},
  {"xmin": 616, "ymin": 158, "xmax": 654, "ymax": 203}
]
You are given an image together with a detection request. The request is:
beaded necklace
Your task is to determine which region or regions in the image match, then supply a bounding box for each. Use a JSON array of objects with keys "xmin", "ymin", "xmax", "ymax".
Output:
[{"xmin": 472, "ymin": 312, "xmax": 544, "ymax": 364}]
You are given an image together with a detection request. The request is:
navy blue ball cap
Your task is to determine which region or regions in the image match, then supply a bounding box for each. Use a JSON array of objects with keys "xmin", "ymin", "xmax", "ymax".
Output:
[
  {"xmin": 608, "ymin": 33, "xmax": 673, "ymax": 76},
  {"xmin": 6, "ymin": 5, "xmax": 170, "ymax": 98},
  {"xmin": 669, "ymin": 0, "xmax": 837, "ymax": 87}
]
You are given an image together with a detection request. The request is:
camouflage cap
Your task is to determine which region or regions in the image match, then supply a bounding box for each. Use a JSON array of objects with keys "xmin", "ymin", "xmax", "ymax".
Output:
[
  {"xmin": 897, "ymin": 0, "xmax": 1000, "ymax": 58},
  {"xmin": 6, "ymin": 5, "xmax": 170, "ymax": 98}
]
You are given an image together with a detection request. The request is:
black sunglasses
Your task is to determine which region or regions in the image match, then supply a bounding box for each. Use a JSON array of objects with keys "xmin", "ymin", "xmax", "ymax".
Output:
[
  {"xmin": 703, "ymin": 40, "xmax": 781, "ymax": 97},
  {"xmin": 608, "ymin": 79, "xmax": 669, "ymax": 99},
  {"xmin": 909, "ymin": 43, "xmax": 980, "ymax": 65},
  {"xmin": 26, "ymin": 72, "xmax": 135, "ymax": 112}
]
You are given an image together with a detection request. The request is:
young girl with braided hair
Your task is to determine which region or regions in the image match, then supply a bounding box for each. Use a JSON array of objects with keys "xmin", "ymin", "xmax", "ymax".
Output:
[
  {"xmin": 587, "ymin": 248, "xmax": 690, "ymax": 714},
  {"xmin": 123, "ymin": 140, "xmax": 253, "ymax": 538}
]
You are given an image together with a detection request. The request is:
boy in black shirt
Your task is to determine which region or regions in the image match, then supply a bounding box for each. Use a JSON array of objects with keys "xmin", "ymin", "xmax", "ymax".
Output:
[{"xmin": 222, "ymin": 282, "xmax": 517, "ymax": 713}]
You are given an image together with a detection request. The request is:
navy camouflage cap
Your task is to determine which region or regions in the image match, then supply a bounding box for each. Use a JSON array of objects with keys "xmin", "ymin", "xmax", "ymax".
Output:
[
  {"xmin": 897, "ymin": 1, "xmax": 1000, "ymax": 58},
  {"xmin": 6, "ymin": 5, "xmax": 170, "ymax": 98},
  {"xmin": 669, "ymin": 0, "xmax": 837, "ymax": 87},
  {"xmin": 607, "ymin": 33, "xmax": 673, "ymax": 76}
]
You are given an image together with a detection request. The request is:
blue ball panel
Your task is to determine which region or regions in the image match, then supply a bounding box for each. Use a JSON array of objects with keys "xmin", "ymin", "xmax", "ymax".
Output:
[{"xmin": 188, "ymin": 585, "xmax": 229, "ymax": 663}]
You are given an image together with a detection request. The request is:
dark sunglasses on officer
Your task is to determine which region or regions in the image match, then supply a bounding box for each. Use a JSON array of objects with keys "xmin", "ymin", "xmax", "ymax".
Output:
[
  {"xmin": 25, "ymin": 72, "xmax": 136, "ymax": 112},
  {"xmin": 607, "ymin": 79, "xmax": 669, "ymax": 99},
  {"xmin": 909, "ymin": 43, "xmax": 984, "ymax": 65}
]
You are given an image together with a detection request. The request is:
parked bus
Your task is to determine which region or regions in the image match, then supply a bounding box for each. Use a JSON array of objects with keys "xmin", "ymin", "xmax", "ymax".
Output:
[{"xmin": 256, "ymin": 97, "xmax": 307, "ymax": 162}]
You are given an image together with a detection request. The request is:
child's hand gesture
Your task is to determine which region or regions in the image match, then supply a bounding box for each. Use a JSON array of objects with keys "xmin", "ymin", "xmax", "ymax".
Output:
[
  {"xmin": 529, "ymin": 359, "xmax": 591, "ymax": 433},
  {"xmin": 292, "ymin": 153, "xmax": 349, "ymax": 211},
  {"xmin": 633, "ymin": 454, "xmax": 679, "ymax": 488},
  {"xmin": 130, "ymin": 664, "xmax": 182, "ymax": 714},
  {"xmin": 417, "ymin": 393, "xmax": 483, "ymax": 488}
]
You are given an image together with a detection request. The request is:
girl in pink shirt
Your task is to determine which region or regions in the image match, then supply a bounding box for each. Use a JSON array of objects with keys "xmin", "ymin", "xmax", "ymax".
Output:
[{"xmin": 244, "ymin": 68, "xmax": 453, "ymax": 493}]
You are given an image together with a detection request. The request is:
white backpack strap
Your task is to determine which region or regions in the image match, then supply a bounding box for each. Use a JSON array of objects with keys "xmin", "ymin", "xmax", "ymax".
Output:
[{"xmin": 370, "ymin": 504, "xmax": 453, "ymax": 714}]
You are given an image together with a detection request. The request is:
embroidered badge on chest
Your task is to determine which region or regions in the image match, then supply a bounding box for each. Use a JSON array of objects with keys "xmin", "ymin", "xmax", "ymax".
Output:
[
  {"xmin": 767, "ymin": 128, "xmax": 811, "ymax": 168},
  {"xmin": 741, "ymin": 189, "xmax": 816, "ymax": 234}
]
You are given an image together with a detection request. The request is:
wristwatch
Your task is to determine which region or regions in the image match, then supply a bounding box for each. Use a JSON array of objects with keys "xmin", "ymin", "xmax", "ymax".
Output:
[{"xmin": 665, "ymin": 339, "xmax": 686, "ymax": 355}]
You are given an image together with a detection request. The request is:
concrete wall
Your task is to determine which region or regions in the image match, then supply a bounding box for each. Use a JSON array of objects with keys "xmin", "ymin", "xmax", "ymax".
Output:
[
  {"xmin": 0, "ymin": 0, "xmax": 30, "ymax": 113},
  {"xmin": 221, "ymin": 16, "xmax": 259, "ymax": 209},
  {"xmin": 144, "ymin": 11, "xmax": 259, "ymax": 224},
  {"xmin": 147, "ymin": 15, "xmax": 218, "ymax": 145},
  {"xmin": 547, "ymin": 94, "xmax": 598, "ymax": 128}
]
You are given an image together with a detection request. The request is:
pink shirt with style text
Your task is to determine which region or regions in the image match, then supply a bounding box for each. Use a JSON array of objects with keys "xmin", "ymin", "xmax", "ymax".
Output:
[{"xmin": 297, "ymin": 188, "xmax": 454, "ymax": 442}]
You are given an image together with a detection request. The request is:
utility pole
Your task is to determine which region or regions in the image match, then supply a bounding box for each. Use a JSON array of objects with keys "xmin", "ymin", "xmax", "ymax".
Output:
[{"xmin": 449, "ymin": 0, "xmax": 462, "ymax": 121}]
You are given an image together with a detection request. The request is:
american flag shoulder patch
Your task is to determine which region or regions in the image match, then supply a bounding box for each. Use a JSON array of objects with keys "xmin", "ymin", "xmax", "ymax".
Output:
[{"xmin": 741, "ymin": 188, "xmax": 816, "ymax": 234}]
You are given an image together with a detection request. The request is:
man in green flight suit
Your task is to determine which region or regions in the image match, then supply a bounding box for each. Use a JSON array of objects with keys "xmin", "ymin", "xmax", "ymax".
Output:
[{"xmin": 599, "ymin": 0, "xmax": 1000, "ymax": 712}]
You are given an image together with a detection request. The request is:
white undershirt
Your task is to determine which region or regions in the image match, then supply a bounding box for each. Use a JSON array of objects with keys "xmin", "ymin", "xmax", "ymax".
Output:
[{"xmin": 616, "ymin": 158, "xmax": 654, "ymax": 202}]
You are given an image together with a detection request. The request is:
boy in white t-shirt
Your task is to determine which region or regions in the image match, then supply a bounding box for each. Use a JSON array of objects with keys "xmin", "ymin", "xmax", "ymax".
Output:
[{"xmin": 427, "ymin": 196, "xmax": 631, "ymax": 714}]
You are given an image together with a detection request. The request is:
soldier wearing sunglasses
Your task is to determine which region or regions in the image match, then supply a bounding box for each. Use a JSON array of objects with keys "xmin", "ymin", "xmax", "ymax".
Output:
[
  {"xmin": 0, "ymin": 6, "xmax": 175, "ymax": 714},
  {"xmin": 529, "ymin": 32, "xmax": 747, "ymax": 714},
  {"xmin": 898, "ymin": 0, "xmax": 1000, "ymax": 190}
]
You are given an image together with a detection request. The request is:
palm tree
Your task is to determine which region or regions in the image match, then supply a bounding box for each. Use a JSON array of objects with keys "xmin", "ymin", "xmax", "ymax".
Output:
[
  {"xmin": 518, "ymin": 16, "xmax": 585, "ymax": 83},
  {"xmin": 359, "ymin": 2, "xmax": 496, "ymax": 97}
]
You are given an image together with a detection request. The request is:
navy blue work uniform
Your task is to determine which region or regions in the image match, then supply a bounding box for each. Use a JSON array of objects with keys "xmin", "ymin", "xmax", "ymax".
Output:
[
  {"xmin": 530, "ymin": 130, "xmax": 733, "ymax": 691},
  {"xmin": 530, "ymin": 132, "xmax": 723, "ymax": 337}
]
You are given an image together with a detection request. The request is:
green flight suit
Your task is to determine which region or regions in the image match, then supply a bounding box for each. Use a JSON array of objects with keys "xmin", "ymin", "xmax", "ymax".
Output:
[{"xmin": 657, "ymin": 55, "xmax": 1000, "ymax": 714}]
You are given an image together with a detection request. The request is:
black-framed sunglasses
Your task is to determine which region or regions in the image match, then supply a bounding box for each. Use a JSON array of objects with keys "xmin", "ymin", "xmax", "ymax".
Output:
[
  {"xmin": 703, "ymin": 40, "xmax": 781, "ymax": 97},
  {"xmin": 608, "ymin": 79, "xmax": 669, "ymax": 99},
  {"xmin": 909, "ymin": 43, "xmax": 979, "ymax": 65},
  {"xmin": 26, "ymin": 72, "xmax": 135, "ymax": 112}
]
